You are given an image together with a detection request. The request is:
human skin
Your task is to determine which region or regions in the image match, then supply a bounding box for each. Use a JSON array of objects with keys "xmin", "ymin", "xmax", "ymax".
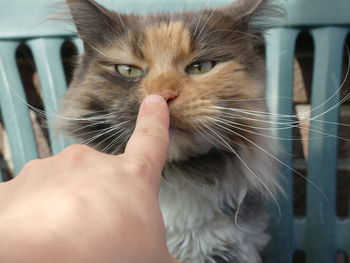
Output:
[{"xmin": 0, "ymin": 95, "xmax": 178, "ymax": 263}]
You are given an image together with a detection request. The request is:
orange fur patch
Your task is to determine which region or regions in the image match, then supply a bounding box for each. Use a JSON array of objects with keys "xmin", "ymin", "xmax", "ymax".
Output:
[{"xmin": 91, "ymin": 21, "xmax": 263, "ymax": 132}]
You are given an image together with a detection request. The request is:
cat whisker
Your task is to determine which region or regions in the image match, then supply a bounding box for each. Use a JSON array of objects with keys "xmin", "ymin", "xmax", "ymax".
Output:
[
  {"xmin": 303, "ymin": 44, "xmax": 350, "ymax": 120},
  {"xmin": 208, "ymin": 105, "xmax": 322, "ymax": 126},
  {"xmin": 80, "ymin": 123, "xmax": 125, "ymax": 146},
  {"xmin": 208, "ymin": 116, "xmax": 333, "ymax": 142},
  {"xmin": 69, "ymin": 120, "xmax": 131, "ymax": 139},
  {"xmin": 212, "ymin": 110, "xmax": 350, "ymax": 143},
  {"xmin": 308, "ymin": 119, "xmax": 350, "ymax": 128},
  {"xmin": 211, "ymin": 97, "xmax": 295, "ymax": 103},
  {"xmin": 198, "ymin": 118, "xmax": 282, "ymax": 222},
  {"xmin": 208, "ymin": 105, "xmax": 297, "ymax": 119},
  {"xmin": 230, "ymin": 118, "xmax": 350, "ymax": 152},
  {"xmin": 192, "ymin": 6, "xmax": 206, "ymax": 40},
  {"xmin": 104, "ymin": 126, "xmax": 133, "ymax": 153},
  {"xmin": 194, "ymin": 120, "xmax": 234, "ymax": 153},
  {"xmin": 68, "ymin": 123, "xmax": 115, "ymax": 138},
  {"xmin": 208, "ymin": 117, "xmax": 330, "ymax": 209},
  {"xmin": 207, "ymin": 107, "xmax": 298, "ymax": 127},
  {"xmin": 198, "ymin": 44, "xmax": 350, "ymax": 127},
  {"xmin": 2, "ymin": 81, "xmax": 124, "ymax": 124},
  {"xmin": 255, "ymin": 44, "xmax": 349, "ymax": 121},
  {"xmin": 100, "ymin": 127, "xmax": 132, "ymax": 153},
  {"xmin": 108, "ymin": 128, "xmax": 133, "ymax": 155},
  {"xmin": 117, "ymin": 14, "xmax": 128, "ymax": 35},
  {"xmin": 234, "ymin": 204, "xmax": 248, "ymax": 232},
  {"xmin": 89, "ymin": 45, "xmax": 111, "ymax": 60},
  {"xmin": 197, "ymin": 7, "xmax": 219, "ymax": 40},
  {"xmin": 50, "ymin": 114, "xmax": 117, "ymax": 124},
  {"xmin": 195, "ymin": 121, "xmax": 243, "ymax": 228},
  {"xmin": 207, "ymin": 106, "xmax": 350, "ymax": 140},
  {"xmin": 219, "ymin": 111, "xmax": 296, "ymax": 127}
]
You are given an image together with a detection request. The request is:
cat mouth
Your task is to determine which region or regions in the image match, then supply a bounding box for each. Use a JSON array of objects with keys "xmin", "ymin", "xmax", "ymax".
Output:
[
  {"xmin": 169, "ymin": 125, "xmax": 185, "ymax": 137},
  {"xmin": 168, "ymin": 118, "xmax": 198, "ymax": 138},
  {"xmin": 166, "ymin": 122, "xmax": 213, "ymax": 162}
]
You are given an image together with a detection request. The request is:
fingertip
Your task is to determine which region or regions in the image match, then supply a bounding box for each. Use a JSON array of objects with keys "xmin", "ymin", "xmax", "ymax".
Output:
[
  {"xmin": 137, "ymin": 94, "xmax": 170, "ymax": 133},
  {"xmin": 139, "ymin": 95, "xmax": 169, "ymax": 126},
  {"xmin": 124, "ymin": 94, "xmax": 170, "ymax": 175},
  {"xmin": 142, "ymin": 94, "xmax": 167, "ymax": 106}
]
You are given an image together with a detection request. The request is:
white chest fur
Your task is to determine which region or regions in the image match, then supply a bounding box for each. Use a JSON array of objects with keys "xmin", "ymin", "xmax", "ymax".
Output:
[{"xmin": 160, "ymin": 169, "xmax": 267, "ymax": 263}]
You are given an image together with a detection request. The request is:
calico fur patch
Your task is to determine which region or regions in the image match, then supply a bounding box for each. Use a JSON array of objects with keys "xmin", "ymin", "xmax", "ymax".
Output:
[{"xmin": 60, "ymin": 1, "xmax": 283, "ymax": 262}]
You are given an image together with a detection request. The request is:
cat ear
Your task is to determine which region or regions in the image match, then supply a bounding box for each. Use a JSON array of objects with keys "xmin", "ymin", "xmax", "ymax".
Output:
[
  {"xmin": 65, "ymin": 0, "xmax": 126, "ymax": 47},
  {"xmin": 226, "ymin": 0, "xmax": 265, "ymax": 18},
  {"xmin": 220, "ymin": 0, "xmax": 282, "ymax": 34}
]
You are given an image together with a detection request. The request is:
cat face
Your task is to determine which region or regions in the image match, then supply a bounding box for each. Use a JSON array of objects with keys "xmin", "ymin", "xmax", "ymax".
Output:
[{"xmin": 60, "ymin": 0, "xmax": 276, "ymax": 162}]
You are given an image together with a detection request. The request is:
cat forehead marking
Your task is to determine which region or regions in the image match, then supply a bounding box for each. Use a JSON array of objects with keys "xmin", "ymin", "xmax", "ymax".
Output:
[{"xmin": 141, "ymin": 21, "xmax": 193, "ymax": 66}]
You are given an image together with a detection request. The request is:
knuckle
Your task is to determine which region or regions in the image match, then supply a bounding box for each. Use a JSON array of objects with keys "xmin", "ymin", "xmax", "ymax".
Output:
[
  {"xmin": 123, "ymin": 157, "xmax": 159, "ymax": 190},
  {"xmin": 59, "ymin": 144, "xmax": 94, "ymax": 162},
  {"xmin": 22, "ymin": 159, "xmax": 41, "ymax": 172},
  {"xmin": 126, "ymin": 158, "xmax": 151, "ymax": 176},
  {"xmin": 125, "ymin": 158, "xmax": 159, "ymax": 188}
]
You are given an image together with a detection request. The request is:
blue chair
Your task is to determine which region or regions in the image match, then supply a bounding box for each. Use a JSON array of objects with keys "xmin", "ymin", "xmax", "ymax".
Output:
[
  {"xmin": 265, "ymin": 1, "xmax": 349, "ymax": 262},
  {"xmin": 0, "ymin": 0, "xmax": 349, "ymax": 262}
]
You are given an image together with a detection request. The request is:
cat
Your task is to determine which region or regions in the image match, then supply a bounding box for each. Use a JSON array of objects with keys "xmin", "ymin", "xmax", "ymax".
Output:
[{"xmin": 59, "ymin": 0, "xmax": 282, "ymax": 262}]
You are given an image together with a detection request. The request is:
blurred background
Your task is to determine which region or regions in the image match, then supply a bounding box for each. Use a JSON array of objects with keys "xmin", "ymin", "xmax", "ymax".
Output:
[{"xmin": 0, "ymin": 0, "xmax": 349, "ymax": 263}]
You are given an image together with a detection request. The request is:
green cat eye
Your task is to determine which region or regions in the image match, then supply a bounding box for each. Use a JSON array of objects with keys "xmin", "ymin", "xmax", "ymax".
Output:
[
  {"xmin": 186, "ymin": 61, "xmax": 215, "ymax": 75},
  {"xmin": 116, "ymin": 65, "xmax": 144, "ymax": 78}
]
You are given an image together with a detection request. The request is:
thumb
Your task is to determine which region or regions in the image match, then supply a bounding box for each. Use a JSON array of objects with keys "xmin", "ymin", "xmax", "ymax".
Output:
[{"xmin": 125, "ymin": 95, "xmax": 170, "ymax": 176}]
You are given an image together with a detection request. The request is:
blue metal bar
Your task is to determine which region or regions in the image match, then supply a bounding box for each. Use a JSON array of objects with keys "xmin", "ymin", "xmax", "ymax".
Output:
[
  {"xmin": 27, "ymin": 38, "xmax": 72, "ymax": 154},
  {"xmin": 294, "ymin": 218, "xmax": 306, "ymax": 251},
  {"xmin": 0, "ymin": 0, "xmax": 233, "ymax": 40},
  {"xmin": 305, "ymin": 27, "xmax": 348, "ymax": 263},
  {"xmin": 0, "ymin": 41, "xmax": 39, "ymax": 174},
  {"xmin": 1, "ymin": 0, "xmax": 349, "ymax": 41},
  {"xmin": 337, "ymin": 219, "xmax": 350, "ymax": 256},
  {"xmin": 264, "ymin": 28, "xmax": 300, "ymax": 263},
  {"xmin": 72, "ymin": 38, "xmax": 84, "ymax": 55},
  {"xmin": 283, "ymin": 0, "xmax": 350, "ymax": 26},
  {"xmin": 0, "ymin": 156, "xmax": 3, "ymax": 182},
  {"xmin": 0, "ymin": 111, "xmax": 3, "ymax": 182}
]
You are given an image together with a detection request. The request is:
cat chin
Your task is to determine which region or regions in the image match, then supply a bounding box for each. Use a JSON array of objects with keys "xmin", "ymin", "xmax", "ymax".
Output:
[{"xmin": 167, "ymin": 131, "xmax": 213, "ymax": 162}]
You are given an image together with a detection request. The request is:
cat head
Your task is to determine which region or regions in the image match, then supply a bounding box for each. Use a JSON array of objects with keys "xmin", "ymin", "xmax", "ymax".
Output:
[{"xmin": 59, "ymin": 0, "xmax": 280, "ymax": 162}]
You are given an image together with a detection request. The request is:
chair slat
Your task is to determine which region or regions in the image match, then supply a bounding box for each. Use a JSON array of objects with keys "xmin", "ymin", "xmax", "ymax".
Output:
[
  {"xmin": 72, "ymin": 38, "xmax": 84, "ymax": 55},
  {"xmin": 0, "ymin": 0, "xmax": 233, "ymax": 39},
  {"xmin": 264, "ymin": 28, "xmax": 300, "ymax": 263},
  {"xmin": 27, "ymin": 38, "xmax": 72, "ymax": 154},
  {"xmin": 337, "ymin": 219, "xmax": 350, "ymax": 256},
  {"xmin": 0, "ymin": 114, "xmax": 3, "ymax": 181},
  {"xmin": 294, "ymin": 218, "xmax": 306, "ymax": 251},
  {"xmin": 0, "ymin": 159, "xmax": 3, "ymax": 182},
  {"xmin": 284, "ymin": 0, "xmax": 350, "ymax": 26},
  {"xmin": 0, "ymin": 41, "xmax": 39, "ymax": 174},
  {"xmin": 347, "ymin": 210, "xmax": 350, "ymax": 256},
  {"xmin": 305, "ymin": 27, "xmax": 348, "ymax": 263}
]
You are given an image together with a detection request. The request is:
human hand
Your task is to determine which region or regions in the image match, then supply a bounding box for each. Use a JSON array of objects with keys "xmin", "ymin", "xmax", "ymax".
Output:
[{"xmin": 0, "ymin": 95, "xmax": 178, "ymax": 263}]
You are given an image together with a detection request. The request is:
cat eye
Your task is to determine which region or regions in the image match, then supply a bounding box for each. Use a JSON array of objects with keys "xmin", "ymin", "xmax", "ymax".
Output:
[
  {"xmin": 186, "ymin": 61, "xmax": 215, "ymax": 75},
  {"xmin": 116, "ymin": 65, "xmax": 144, "ymax": 78}
]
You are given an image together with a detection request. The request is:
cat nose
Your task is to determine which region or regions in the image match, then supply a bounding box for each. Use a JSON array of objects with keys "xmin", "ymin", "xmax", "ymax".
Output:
[{"xmin": 158, "ymin": 91, "xmax": 179, "ymax": 104}]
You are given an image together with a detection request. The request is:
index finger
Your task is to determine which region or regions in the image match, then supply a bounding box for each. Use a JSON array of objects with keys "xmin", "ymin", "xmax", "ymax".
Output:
[{"xmin": 125, "ymin": 95, "xmax": 170, "ymax": 175}]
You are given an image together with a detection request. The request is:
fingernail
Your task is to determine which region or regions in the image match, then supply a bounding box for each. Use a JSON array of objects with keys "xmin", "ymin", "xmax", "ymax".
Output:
[{"xmin": 143, "ymin": 95, "xmax": 166, "ymax": 105}]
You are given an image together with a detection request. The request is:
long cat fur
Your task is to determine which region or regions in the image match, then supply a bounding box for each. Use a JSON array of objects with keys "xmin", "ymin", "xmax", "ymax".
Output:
[{"xmin": 59, "ymin": 0, "xmax": 282, "ymax": 262}]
